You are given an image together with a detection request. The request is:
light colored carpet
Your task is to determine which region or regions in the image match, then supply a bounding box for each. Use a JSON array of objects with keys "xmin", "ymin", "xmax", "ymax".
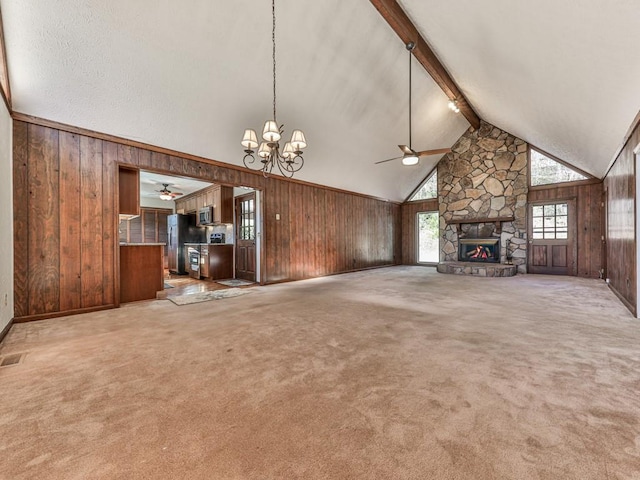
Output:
[
  {"xmin": 168, "ymin": 287, "xmax": 252, "ymax": 305},
  {"xmin": 216, "ymin": 279, "xmax": 255, "ymax": 287},
  {"xmin": 1, "ymin": 266, "xmax": 639, "ymax": 479}
]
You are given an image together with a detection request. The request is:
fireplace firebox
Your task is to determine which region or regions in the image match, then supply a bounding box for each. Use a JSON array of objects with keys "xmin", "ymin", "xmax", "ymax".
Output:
[{"xmin": 458, "ymin": 238, "xmax": 500, "ymax": 263}]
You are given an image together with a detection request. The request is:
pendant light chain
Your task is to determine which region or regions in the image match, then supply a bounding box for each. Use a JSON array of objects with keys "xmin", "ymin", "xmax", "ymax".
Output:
[
  {"xmin": 272, "ymin": 0, "xmax": 277, "ymax": 123},
  {"xmin": 408, "ymin": 42, "xmax": 412, "ymax": 149}
]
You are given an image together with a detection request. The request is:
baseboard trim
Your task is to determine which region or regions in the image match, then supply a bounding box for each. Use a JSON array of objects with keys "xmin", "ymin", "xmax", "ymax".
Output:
[
  {"xmin": 608, "ymin": 284, "xmax": 636, "ymax": 316},
  {"xmin": 13, "ymin": 305, "xmax": 116, "ymax": 323},
  {"xmin": 0, "ymin": 318, "xmax": 13, "ymax": 344}
]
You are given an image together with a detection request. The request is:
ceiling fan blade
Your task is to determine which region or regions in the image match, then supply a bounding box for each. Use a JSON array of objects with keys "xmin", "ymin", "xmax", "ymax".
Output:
[
  {"xmin": 398, "ymin": 145, "xmax": 414, "ymax": 155},
  {"xmin": 374, "ymin": 156, "xmax": 402, "ymax": 165},
  {"xmin": 171, "ymin": 192, "xmax": 184, "ymax": 196},
  {"xmin": 416, "ymin": 147, "xmax": 452, "ymax": 157}
]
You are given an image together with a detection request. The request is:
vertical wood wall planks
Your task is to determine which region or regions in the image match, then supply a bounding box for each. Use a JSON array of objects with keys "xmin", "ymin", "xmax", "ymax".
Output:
[
  {"xmin": 603, "ymin": 122, "xmax": 640, "ymax": 313},
  {"xmin": 12, "ymin": 121, "xmax": 29, "ymax": 317},
  {"xmin": 102, "ymin": 141, "xmax": 118, "ymax": 306},
  {"xmin": 13, "ymin": 118, "xmax": 402, "ymax": 319},
  {"xmin": 27, "ymin": 124, "xmax": 60, "ymax": 314},
  {"xmin": 80, "ymin": 136, "xmax": 104, "ymax": 307},
  {"xmin": 58, "ymin": 131, "xmax": 82, "ymax": 311},
  {"xmin": 527, "ymin": 181, "xmax": 603, "ymax": 278}
]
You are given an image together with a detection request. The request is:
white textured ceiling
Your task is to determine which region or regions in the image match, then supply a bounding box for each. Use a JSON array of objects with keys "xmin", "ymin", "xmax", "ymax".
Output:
[
  {"xmin": 402, "ymin": 0, "xmax": 640, "ymax": 178},
  {"xmin": 1, "ymin": 0, "xmax": 468, "ymax": 202},
  {"xmin": 139, "ymin": 170, "xmax": 212, "ymax": 201},
  {"xmin": 4, "ymin": 1, "xmax": 637, "ymax": 200}
]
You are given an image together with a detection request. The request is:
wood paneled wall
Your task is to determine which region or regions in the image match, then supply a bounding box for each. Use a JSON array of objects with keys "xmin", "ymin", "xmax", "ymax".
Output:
[
  {"xmin": 400, "ymin": 199, "xmax": 439, "ymax": 264},
  {"xmin": 528, "ymin": 181, "xmax": 604, "ymax": 279},
  {"xmin": 13, "ymin": 119, "xmax": 401, "ymax": 321},
  {"xmin": 603, "ymin": 123, "xmax": 640, "ymax": 314}
]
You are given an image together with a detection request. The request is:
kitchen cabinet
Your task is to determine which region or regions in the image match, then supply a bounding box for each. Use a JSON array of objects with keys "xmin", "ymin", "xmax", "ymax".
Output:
[
  {"xmin": 214, "ymin": 186, "xmax": 234, "ymax": 224},
  {"xmin": 120, "ymin": 208, "xmax": 171, "ymax": 245},
  {"xmin": 120, "ymin": 245, "xmax": 164, "ymax": 303},
  {"xmin": 119, "ymin": 166, "xmax": 139, "ymax": 215},
  {"xmin": 208, "ymin": 244, "xmax": 234, "ymax": 280},
  {"xmin": 174, "ymin": 184, "xmax": 233, "ymax": 223}
]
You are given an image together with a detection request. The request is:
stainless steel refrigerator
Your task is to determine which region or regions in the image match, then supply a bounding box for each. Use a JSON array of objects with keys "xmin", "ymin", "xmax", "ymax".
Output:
[{"xmin": 167, "ymin": 214, "xmax": 205, "ymax": 274}]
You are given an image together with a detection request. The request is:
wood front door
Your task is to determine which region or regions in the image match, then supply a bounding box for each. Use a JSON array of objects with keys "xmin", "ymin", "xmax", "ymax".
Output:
[
  {"xmin": 528, "ymin": 200, "xmax": 577, "ymax": 275},
  {"xmin": 235, "ymin": 192, "xmax": 256, "ymax": 282}
]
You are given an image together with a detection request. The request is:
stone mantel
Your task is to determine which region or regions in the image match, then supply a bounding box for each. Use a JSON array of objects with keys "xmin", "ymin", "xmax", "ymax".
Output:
[{"xmin": 446, "ymin": 216, "xmax": 515, "ymax": 235}]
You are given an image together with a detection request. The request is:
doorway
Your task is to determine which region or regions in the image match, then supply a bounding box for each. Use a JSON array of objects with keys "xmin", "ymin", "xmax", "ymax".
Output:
[
  {"xmin": 528, "ymin": 200, "xmax": 577, "ymax": 275},
  {"xmin": 417, "ymin": 211, "xmax": 439, "ymax": 264},
  {"xmin": 235, "ymin": 191, "xmax": 257, "ymax": 282}
]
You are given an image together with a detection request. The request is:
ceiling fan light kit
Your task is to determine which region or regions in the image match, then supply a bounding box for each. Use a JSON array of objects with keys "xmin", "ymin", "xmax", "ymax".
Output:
[
  {"xmin": 156, "ymin": 183, "xmax": 184, "ymax": 201},
  {"xmin": 374, "ymin": 41, "xmax": 452, "ymax": 166},
  {"xmin": 241, "ymin": 0, "xmax": 307, "ymax": 178},
  {"xmin": 402, "ymin": 155, "xmax": 419, "ymax": 166}
]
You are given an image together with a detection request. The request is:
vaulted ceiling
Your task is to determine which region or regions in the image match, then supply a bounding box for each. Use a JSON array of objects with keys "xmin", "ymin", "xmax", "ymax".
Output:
[{"xmin": 2, "ymin": 1, "xmax": 639, "ymax": 202}]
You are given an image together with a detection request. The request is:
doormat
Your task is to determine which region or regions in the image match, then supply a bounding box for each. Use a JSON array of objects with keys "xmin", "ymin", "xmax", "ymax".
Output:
[
  {"xmin": 163, "ymin": 283, "xmax": 174, "ymax": 289},
  {"xmin": 216, "ymin": 279, "xmax": 255, "ymax": 287},
  {"xmin": 168, "ymin": 288, "xmax": 252, "ymax": 306}
]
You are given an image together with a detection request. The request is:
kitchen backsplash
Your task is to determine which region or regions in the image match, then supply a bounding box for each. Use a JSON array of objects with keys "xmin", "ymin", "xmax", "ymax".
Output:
[{"xmin": 206, "ymin": 224, "xmax": 234, "ymax": 244}]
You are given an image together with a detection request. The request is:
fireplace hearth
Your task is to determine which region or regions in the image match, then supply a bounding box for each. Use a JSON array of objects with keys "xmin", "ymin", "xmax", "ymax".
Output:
[{"xmin": 458, "ymin": 238, "xmax": 500, "ymax": 263}]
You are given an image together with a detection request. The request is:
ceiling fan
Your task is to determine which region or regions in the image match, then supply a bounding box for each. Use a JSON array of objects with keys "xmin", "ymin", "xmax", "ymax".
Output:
[
  {"xmin": 155, "ymin": 183, "xmax": 184, "ymax": 201},
  {"xmin": 375, "ymin": 42, "xmax": 451, "ymax": 166}
]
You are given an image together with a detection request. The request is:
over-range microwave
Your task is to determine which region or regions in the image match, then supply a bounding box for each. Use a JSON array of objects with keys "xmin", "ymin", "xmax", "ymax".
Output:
[{"xmin": 198, "ymin": 206, "xmax": 214, "ymax": 226}]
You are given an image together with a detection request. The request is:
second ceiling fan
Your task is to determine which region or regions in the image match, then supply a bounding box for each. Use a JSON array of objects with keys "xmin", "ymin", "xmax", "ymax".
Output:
[{"xmin": 375, "ymin": 42, "xmax": 451, "ymax": 166}]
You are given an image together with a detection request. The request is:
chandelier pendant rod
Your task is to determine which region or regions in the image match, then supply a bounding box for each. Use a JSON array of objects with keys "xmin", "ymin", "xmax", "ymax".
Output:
[
  {"xmin": 272, "ymin": 0, "xmax": 277, "ymax": 124},
  {"xmin": 240, "ymin": 0, "xmax": 307, "ymax": 178},
  {"xmin": 408, "ymin": 41, "xmax": 413, "ymax": 150}
]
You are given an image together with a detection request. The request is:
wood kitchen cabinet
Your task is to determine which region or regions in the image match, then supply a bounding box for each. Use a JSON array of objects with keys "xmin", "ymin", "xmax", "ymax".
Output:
[
  {"xmin": 175, "ymin": 184, "xmax": 234, "ymax": 223},
  {"xmin": 214, "ymin": 186, "xmax": 234, "ymax": 224},
  {"xmin": 120, "ymin": 208, "xmax": 171, "ymax": 244},
  {"xmin": 118, "ymin": 166, "xmax": 139, "ymax": 215},
  {"xmin": 120, "ymin": 245, "xmax": 164, "ymax": 303},
  {"xmin": 208, "ymin": 244, "xmax": 234, "ymax": 280}
]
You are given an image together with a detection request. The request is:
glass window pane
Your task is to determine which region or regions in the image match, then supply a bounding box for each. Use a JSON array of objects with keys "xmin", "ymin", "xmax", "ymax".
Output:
[
  {"xmin": 533, "ymin": 217, "xmax": 543, "ymax": 228},
  {"xmin": 544, "ymin": 232, "xmax": 556, "ymax": 239},
  {"xmin": 556, "ymin": 232, "xmax": 568, "ymax": 239},
  {"xmin": 544, "ymin": 217, "xmax": 555, "ymax": 228},
  {"xmin": 533, "ymin": 232, "xmax": 544, "ymax": 239},
  {"xmin": 556, "ymin": 216, "xmax": 567, "ymax": 227},
  {"xmin": 544, "ymin": 205, "xmax": 555, "ymax": 216},
  {"xmin": 530, "ymin": 149, "xmax": 588, "ymax": 186},
  {"xmin": 410, "ymin": 172, "xmax": 438, "ymax": 201},
  {"xmin": 532, "ymin": 206, "xmax": 544, "ymax": 217},
  {"xmin": 556, "ymin": 203, "xmax": 568, "ymax": 215},
  {"xmin": 417, "ymin": 212, "xmax": 439, "ymax": 263}
]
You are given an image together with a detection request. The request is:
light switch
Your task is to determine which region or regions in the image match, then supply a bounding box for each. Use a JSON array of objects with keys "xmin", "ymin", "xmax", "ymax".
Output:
[{"xmin": 276, "ymin": 213, "xmax": 280, "ymax": 220}]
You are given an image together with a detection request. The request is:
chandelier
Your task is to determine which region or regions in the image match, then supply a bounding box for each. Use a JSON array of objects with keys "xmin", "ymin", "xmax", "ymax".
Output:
[{"xmin": 241, "ymin": 0, "xmax": 307, "ymax": 178}]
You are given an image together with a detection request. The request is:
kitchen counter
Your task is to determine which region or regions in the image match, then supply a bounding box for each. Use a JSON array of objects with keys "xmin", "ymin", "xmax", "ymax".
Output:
[
  {"xmin": 120, "ymin": 244, "xmax": 164, "ymax": 303},
  {"xmin": 120, "ymin": 243, "xmax": 166, "ymax": 246},
  {"xmin": 184, "ymin": 243, "xmax": 234, "ymax": 247}
]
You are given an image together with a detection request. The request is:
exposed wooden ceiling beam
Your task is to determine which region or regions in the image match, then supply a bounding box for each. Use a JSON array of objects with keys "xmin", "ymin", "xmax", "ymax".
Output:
[
  {"xmin": 0, "ymin": 5, "xmax": 11, "ymax": 111},
  {"xmin": 370, "ymin": 0, "xmax": 481, "ymax": 129}
]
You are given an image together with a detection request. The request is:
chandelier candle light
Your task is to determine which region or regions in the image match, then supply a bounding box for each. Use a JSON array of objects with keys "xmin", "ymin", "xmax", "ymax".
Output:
[{"xmin": 241, "ymin": 0, "xmax": 307, "ymax": 178}]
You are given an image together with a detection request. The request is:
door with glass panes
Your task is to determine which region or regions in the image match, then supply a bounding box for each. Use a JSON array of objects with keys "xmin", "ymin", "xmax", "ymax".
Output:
[
  {"xmin": 235, "ymin": 192, "xmax": 256, "ymax": 282},
  {"xmin": 528, "ymin": 200, "xmax": 577, "ymax": 275}
]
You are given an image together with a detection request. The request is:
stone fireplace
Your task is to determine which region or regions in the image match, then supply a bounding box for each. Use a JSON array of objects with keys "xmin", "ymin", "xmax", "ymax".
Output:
[{"xmin": 438, "ymin": 121, "xmax": 529, "ymax": 274}]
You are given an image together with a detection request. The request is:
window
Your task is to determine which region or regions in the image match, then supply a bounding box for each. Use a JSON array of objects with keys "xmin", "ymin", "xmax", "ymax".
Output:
[
  {"xmin": 417, "ymin": 211, "xmax": 439, "ymax": 263},
  {"xmin": 530, "ymin": 148, "xmax": 587, "ymax": 186},
  {"xmin": 532, "ymin": 203, "xmax": 568, "ymax": 239},
  {"xmin": 239, "ymin": 197, "xmax": 255, "ymax": 240},
  {"xmin": 409, "ymin": 171, "xmax": 437, "ymax": 201}
]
